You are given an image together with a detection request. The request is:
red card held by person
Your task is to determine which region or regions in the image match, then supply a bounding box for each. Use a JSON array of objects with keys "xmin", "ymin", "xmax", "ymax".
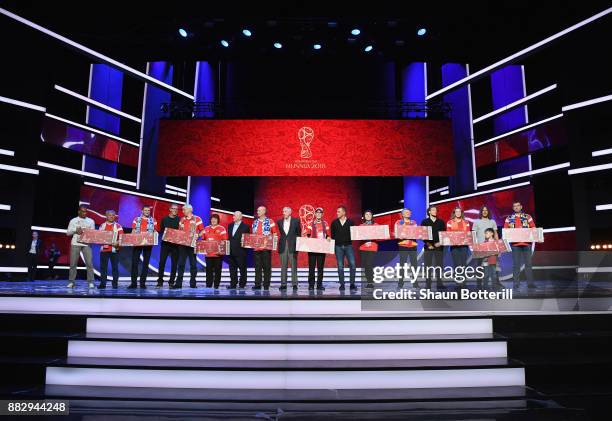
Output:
[
  {"xmin": 296, "ymin": 237, "xmax": 336, "ymax": 254},
  {"xmin": 350, "ymin": 225, "xmax": 390, "ymax": 241},
  {"xmin": 241, "ymin": 233, "xmax": 278, "ymax": 251},
  {"xmin": 79, "ymin": 229, "xmax": 117, "ymax": 245},
  {"xmin": 162, "ymin": 228, "xmax": 197, "ymax": 248}
]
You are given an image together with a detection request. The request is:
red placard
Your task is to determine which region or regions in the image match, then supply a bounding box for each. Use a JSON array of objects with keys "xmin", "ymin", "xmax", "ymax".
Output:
[
  {"xmin": 241, "ymin": 233, "xmax": 278, "ymax": 251},
  {"xmin": 157, "ymin": 119, "xmax": 454, "ymax": 176},
  {"xmin": 471, "ymin": 239, "xmax": 511, "ymax": 258},
  {"xmin": 502, "ymin": 227, "xmax": 544, "ymax": 243},
  {"xmin": 162, "ymin": 228, "xmax": 196, "ymax": 247},
  {"xmin": 79, "ymin": 229, "xmax": 116, "ymax": 245},
  {"xmin": 394, "ymin": 225, "xmax": 432, "ymax": 240},
  {"xmin": 296, "ymin": 237, "xmax": 336, "ymax": 254},
  {"xmin": 196, "ymin": 240, "xmax": 230, "ymax": 256},
  {"xmin": 439, "ymin": 231, "xmax": 476, "ymax": 246},
  {"xmin": 119, "ymin": 232, "xmax": 158, "ymax": 247},
  {"xmin": 350, "ymin": 225, "xmax": 390, "ymax": 241}
]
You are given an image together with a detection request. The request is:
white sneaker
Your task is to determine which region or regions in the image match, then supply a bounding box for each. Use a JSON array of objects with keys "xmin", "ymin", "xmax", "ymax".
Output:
[
  {"xmin": 66, "ymin": 282, "xmax": 75, "ymax": 288},
  {"xmin": 88, "ymin": 282, "xmax": 95, "ymax": 289}
]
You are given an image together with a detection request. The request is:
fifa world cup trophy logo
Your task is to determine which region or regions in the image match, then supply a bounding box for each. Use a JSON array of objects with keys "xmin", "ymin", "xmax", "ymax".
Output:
[
  {"xmin": 298, "ymin": 126, "xmax": 314, "ymax": 159},
  {"xmin": 298, "ymin": 204, "xmax": 315, "ymax": 235}
]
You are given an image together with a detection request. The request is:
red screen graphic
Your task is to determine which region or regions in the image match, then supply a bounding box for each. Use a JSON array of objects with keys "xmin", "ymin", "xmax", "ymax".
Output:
[
  {"xmin": 435, "ymin": 185, "xmax": 536, "ymax": 227},
  {"xmin": 157, "ymin": 119, "xmax": 455, "ymax": 177},
  {"xmin": 255, "ymin": 177, "xmax": 361, "ymax": 267}
]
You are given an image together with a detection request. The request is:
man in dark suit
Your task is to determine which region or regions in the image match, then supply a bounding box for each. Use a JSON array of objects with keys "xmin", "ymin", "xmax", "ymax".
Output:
[
  {"xmin": 277, "ymin": 207, "xmax": 301, "ymax": 291},
  {"xmin": 226, "ymin": 211, "xmax": 250, "ymax": 289},
  {"xmin": 26, "ymin": 231, "xmax": 42, "ymax": 281}
]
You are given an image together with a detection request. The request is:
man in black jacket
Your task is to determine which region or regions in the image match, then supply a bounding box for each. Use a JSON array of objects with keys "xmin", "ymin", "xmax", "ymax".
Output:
[
  {"xmin": 156, "ymin": 204, "xmax": 180, "ymax": 288},
  {"xmin": 26, "ymin": 231, "xmax": 42, "ymax": 281},
  {"xmin": 277, "ymin": 207, "xmax": 301, "ymax": 291},
  {"xmin": 226, "ymin": 211, "xmax": 250, "ymax": 289},
  {"xmin": 421, "ymin": 205, "xmax": 446, "ymax": 290},
  {"xmin": 330, "ymin": 205, "xmax": 357, "ymax": 291}
]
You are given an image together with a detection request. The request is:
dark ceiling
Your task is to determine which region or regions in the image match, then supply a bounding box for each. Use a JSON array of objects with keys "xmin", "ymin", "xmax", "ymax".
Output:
[{"xmin": 1, "ymin": 0, "xmax": 611, "ymax": 65}]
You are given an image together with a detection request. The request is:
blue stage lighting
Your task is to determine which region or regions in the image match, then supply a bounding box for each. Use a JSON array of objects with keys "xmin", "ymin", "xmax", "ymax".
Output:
[
  {"xmin": 178, "ymin": 28, "xmax": 188, "ymax": 38},
  {"xmin": 273, "ymin": 42, "xmax": 282, "ymax": 49},
  {"xmin": 351, "ymin": 28, "xmax": 361, "ymax": 36},
  {"xmin": 242, "ymin": 29, "xmax": 252, "ymax": 37},
  {"xmin": 313, "ymin": 44, "xmax": 322, "ymax": 50},
  {"xmin": 364, "ymin": 45, "xmax": 373, "ymax": 52},
  {"xmin": 220, "ymin": 40, "xmax": 229, "ymax": 47},
  {"xmin": 417, "ymin": 28, "xmax": 427, "ymax": 36}
]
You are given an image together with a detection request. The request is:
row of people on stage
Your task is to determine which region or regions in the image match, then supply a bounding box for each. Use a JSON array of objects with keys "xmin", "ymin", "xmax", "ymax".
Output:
[{"xmin": 60, "ymin": 201, "xmax": 536, "ymax": 290}]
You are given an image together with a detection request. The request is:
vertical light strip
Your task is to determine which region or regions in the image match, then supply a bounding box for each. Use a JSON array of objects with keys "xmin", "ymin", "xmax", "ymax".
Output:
[
  {"xmin": 466, "ymin": 64, "xmax": 477, "ymax": 190},
  {"xmin": 521, "ymin": 65, "xmax": 529, "ymax": 124},
  {"xmin": 423, "ymin": 62, "xmax": 428, "ymax": 118},
  {"xmin": 136, "ymin": 62, "xmax": 150, "ymax": 190},
  {"xmin": 425, "ymin": 176, "xmax": 430, "ymax": 208}
]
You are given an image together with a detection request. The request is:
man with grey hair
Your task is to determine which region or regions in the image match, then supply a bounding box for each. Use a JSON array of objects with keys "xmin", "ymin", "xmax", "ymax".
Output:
[
  {"xmin": 277, "ymin": 206, "xmax": 301, "ymax": 291},
  {"xmin": 251, "ymin": 205, "xmax": 279, "ymax": 291},
  {"xmin": 66, "ymin": 205, "xmax": 95, "ymax": 288},
  {"xmin": 172, "ymin": 204, "xmax": 204, "ymax": 289},
  {"xmin": 227, "ymin": 211, "xmax": 250, "ymax": 289}
]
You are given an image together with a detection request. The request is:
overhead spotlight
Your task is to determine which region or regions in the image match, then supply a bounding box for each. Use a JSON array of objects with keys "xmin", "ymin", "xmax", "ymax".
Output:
[
  {"xmin": 0, "ymin": 244, "xmax": 3, "ymax": 249},
  {"xmin": 273, "ymin": 42, "xmax": 282, "ymax": 49},
  {"xmin": 364, "ymin": 45, "xmax": 373, "ymax": 52},
  {"xmin": 351, "ymin": 28, "xmax": 361, "ymax": 36},
  {"xmin": 596, "ymin": 245, "xmax": 601, "ymax": 249},
  {"xmin": 417, "ymin": 28, "xmax": 427, "ymax": 36},
  {"xmin": 591, "ymin": 245, "xmax": 596, "ymax": 250},
  {"xmin": 10, "ymin": 245, "xmax": 15, "ymax": 249},
  {"xmin": 220, "ymin": 40, "xmax": 229, "ymax": 47},
  {"xmin": 242, "ymin": 29, "xmax": 252, "ymax": 37},
  {"xmin": 604, "ymin": 245, "xmax": 609, "ymax": 249},
  {"xmin": 313, "ymin": 44, "xmax": 322, "ymax": 50},
  {"xmin": 178, "ymin": 28, "xmax": 188, "ymax": 38}
]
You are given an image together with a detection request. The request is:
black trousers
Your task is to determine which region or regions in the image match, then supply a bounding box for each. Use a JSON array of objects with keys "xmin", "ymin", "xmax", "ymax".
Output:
[
  {"xmin": 227, "ymin": 254, "xmax": 247, "ymax": 287},
  {"xmin": 308, "ymin": 252, "xmax": 326, "ymax": 288},
  {"xmin": 424, "ymin": 248, "xmax": 443, "ymax": 284},
  {"xmin": 205, "ymin": 256, "xmax": 223, "ymax": 288},
  {"xmin": 48, "ymin": 257, "xmax": 58, "ymax": 279},
  {"xmin": 360, "ymin": 250, "xmax": 376, "ymax": 285},
  {"xmin": 399, "ymin": 247, "xmax": 418, "ymax": 284},
  {"xmin": 99, "ymin": 252, "xmax": 119, "ymax": 287},
  {"xmin": 131, "ymin": 246, "xmax": 152, "ymax": 286},
  {"xmin": 254, "ymin": 250, "xmax": 272, "ymax": 288},
  {"xmin": 26, "ymin": 253, "xmax": 37, "ymax": 281},
  {"xmin": 157, "ymin": 242, "xmax": 178, "ymax": 285},
  {"xmin": 176, "ymin": 245, "xmax": 198, "ymax": 287}
]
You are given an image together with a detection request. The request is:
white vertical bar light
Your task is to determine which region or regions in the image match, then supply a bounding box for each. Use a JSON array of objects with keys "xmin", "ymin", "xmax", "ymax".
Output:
[
  {"xmin": 426, "ymin": 7, "xmax": 612, "ymax": 100},
  {"xmin": 136, "ymin": 63, "xmax": 150, "ymax": 190},
  {"xmin": 466, "ymin": 64, "xmax": 477, "ymax": 190},
  {"xmin": 0, "ymin": 7, "xmax": 193, "ymax": 100}
]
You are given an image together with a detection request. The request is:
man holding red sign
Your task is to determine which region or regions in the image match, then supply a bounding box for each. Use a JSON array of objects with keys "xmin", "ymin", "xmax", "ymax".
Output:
[
  {"xmin": 251, "ymin": 206, "xmax": 279, "ymax": 291},
  {"xmin": 395, "ymin": 208, "xmax": 419, "ymax": 288},
  {"xmin": 129, "ymin": 205, "xmax": 158, "ymax": 289},
  {"xmin": 97, "ymin": 210, "xmax": 123, "ymax": 289},
  {"xmin": 304, "ymin": 207, "xmax": 331, "ymax": 291},
  {"xmin": 172, "ymin": 204, "xmax": 205, "ymax": 289},
  {"xmin": 504, "ymin": 201, "xmax": 537, "ymax": 289}
]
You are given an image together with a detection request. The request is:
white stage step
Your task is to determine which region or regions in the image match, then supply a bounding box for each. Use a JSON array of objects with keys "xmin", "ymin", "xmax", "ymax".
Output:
[
  {"xmin": 86, "ymin": 317, "xmax": 493, "ymax": 336},
  {"xmin": 67, "ymin": 340, "xmax": 507, "ymax": 360},
  {"xmin": 45, "ymin": 366, "xmax": 525, "ymax": 389}
]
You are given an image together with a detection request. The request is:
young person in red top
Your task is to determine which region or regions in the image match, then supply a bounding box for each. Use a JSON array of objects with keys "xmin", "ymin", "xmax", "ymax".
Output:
[
  {"xmin": 395, "ymin": 208, "xmax": 419, "ymax": 288},
  {"xmin": 359, "ymin": 210, "xmax": 378, "ymax": 288},
  {"xmin": 97, "ymin": 210, "xmax": 123, "ymax": 289},
  {"xmin": 172, "ymin": 204, "xmax": 205, "ymax": 289},
  {"xmin": 304, "ymin": 207, "xmax": 331, "ymax": 291},
  {"xmin": 129, "ymin": 205, "xmax": 158, "ymax": 289},
  {"xmin": 446, "ymin": 206, "xmax": 471, "ymax": 277},
  {"xmin": 481, "ymin": 228, "xmax": 499, "ymax": 289},
  {"xmin": 503, "ymin": 201, "xmax": 536, "ymax": 289},
  {"xmin": 203, "ymin": 214, "xmax": 228, "ymax": 289},
  {"xmin": 251, "ymin": 206, "xmax": 279, "ymax": 291}
]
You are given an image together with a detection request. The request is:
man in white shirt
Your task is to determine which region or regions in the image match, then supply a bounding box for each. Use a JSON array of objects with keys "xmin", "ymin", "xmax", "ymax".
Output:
[{"xmin": 66, "ymin": 205, "xmax": 96, "ymax": 288}]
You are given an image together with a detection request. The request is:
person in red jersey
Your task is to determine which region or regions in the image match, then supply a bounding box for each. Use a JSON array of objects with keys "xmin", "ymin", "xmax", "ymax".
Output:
[
  {"xmin": 172, "ymin": 204, "xmax": 205, "ymax": 289},
  {"xmin": 305, "ymin": 207, "xmax": 331, "ymax": 291},
  {"xmin": 503, "ymin": 201, "xmax": 536, "ymax": 289},
  {"xmin": 251, "ymin": 206, "xmax": 279, "ymax": 291},
  {"xmin": 97, "ymin": 210, "xmax": 123, "ymax": 289},
  {"xmin": 359, "ymin": 210, "xmax": 378, "ymax": 288},
  {"xmin": 395, "ymin": 208, "xmax": 419, "ymax": 288},
  {"xmin": 203, "ymin": 214, "xmax": 228, "ymax": 290},
  {"xmin": 446, "ymin": 206, "xmax": 471, "ymax": 278},
  {"xmin": 129, "ymin": 205, "xmax": 158, "ymax": 289}
]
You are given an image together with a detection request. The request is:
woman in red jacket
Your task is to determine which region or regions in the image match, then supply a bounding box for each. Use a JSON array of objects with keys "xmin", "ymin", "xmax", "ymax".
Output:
[
  {"xmin": 203, "ymin": 214, "xmax": 228, "ymax": 290},
  {"xmin": 359, "ymin": 210, "xmax": 378, "ymax": 288}
]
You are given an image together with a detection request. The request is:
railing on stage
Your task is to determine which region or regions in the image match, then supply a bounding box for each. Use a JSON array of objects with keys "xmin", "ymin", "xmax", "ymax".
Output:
[{"xmin": 160, "ymin": 100, "xmax": 451, "ymax": 119}]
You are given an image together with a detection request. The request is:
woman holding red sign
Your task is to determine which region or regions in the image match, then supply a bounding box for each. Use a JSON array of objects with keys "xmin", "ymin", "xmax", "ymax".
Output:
[
  {"xmin": 359, "ymin": 210, "xmax": 378, "ymax": 288},
  {"xmin": 203, "ymin": 214, "xmax": 228, "ymax": 290}
]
